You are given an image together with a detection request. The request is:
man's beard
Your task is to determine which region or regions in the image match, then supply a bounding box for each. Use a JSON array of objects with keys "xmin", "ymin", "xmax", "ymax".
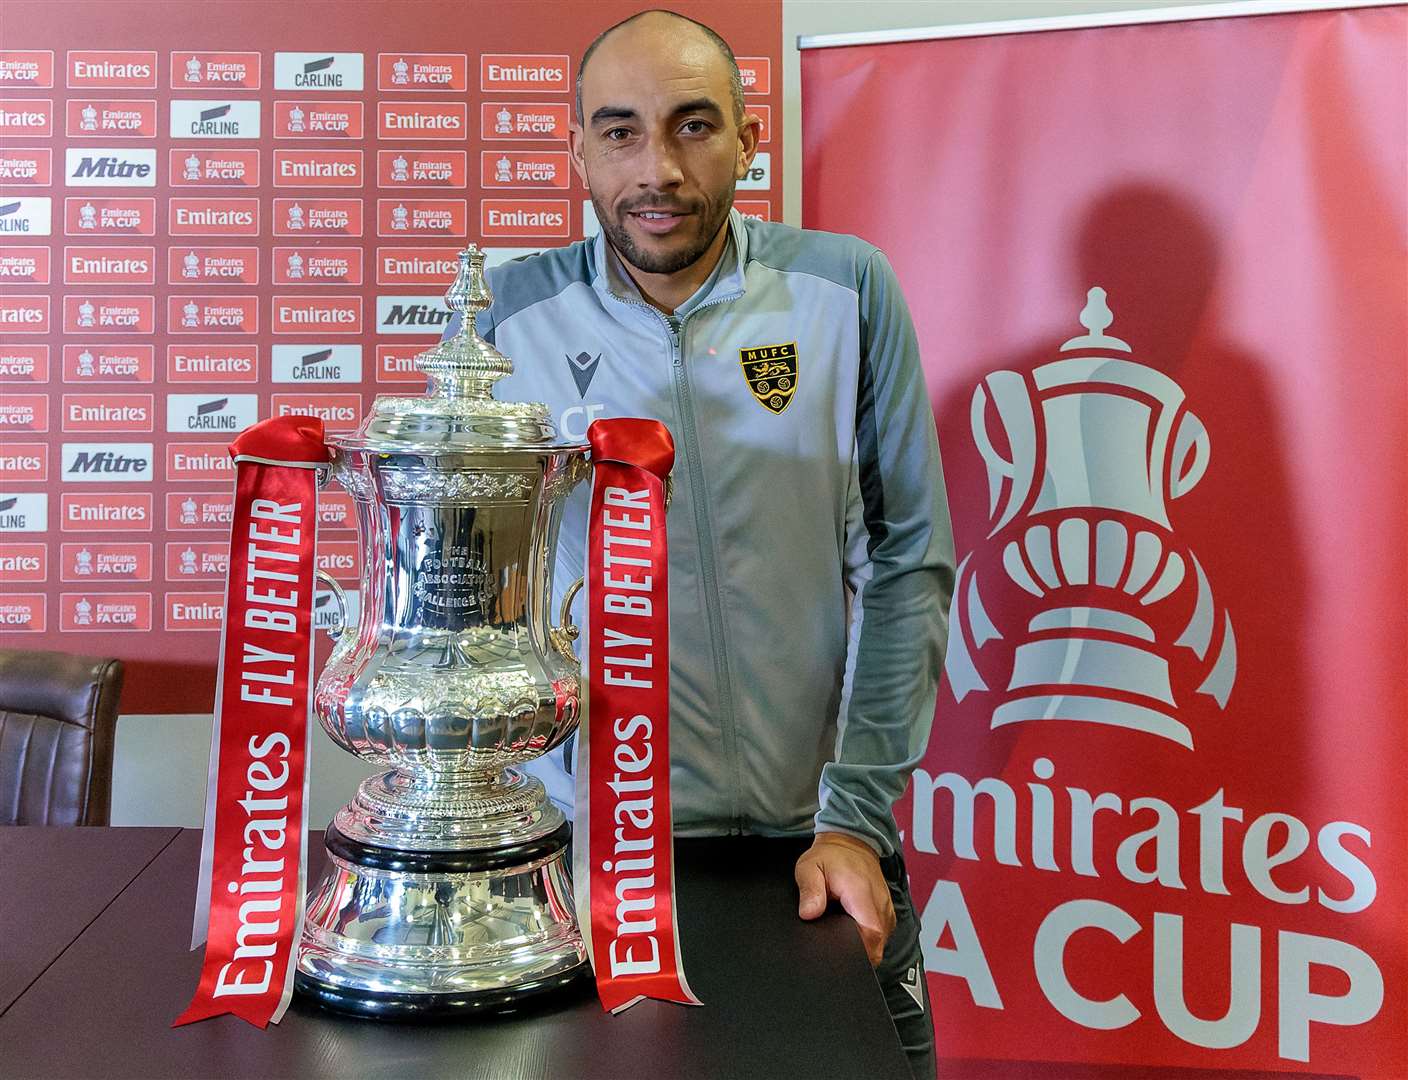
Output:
[{"xmin": 593, "ymin": 185, "xmax": 734, "ymax": 276}]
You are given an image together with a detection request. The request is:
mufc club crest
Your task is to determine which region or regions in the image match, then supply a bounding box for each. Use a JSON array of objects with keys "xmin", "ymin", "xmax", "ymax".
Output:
[{"xmin": 739, "ymin": 341, "xmax": 798, "ymax": 414}]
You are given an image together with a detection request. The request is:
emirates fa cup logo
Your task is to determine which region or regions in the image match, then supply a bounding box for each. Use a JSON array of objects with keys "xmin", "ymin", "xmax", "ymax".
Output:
[
  {"xmin": 80, "ymin": 104, "xmax": 98, "ymax": 132},
  {"xmin": 183, "ymin": 154, "xmax": 202, "ymax": 181},
  {"xmin": 391, "ymin": 154, "xmax": 409, "ymax": 182},
  {"xmin": 77, "ymin": 300, "xmax": 95, "ymax": 328},
  {"xmin": 392, "ymin": 57, "xmax": 409, "ymax": 85},
  {"xmin": 79, "ymin": 202, "xmax": 97, "ymax": 229},
  {"xmin": 495, "ymin": 106, "xmax": 512, "ymax": 135},
  {"xmin": 288, "ymin": 105, "xmax": 305, "ymax": 134},
  {"xmin": 944, "ymin": 288, "xmax": 1236, "ymax": 749},
  {"xmin": 185, "ymin": 56, "xmax": 202, "ymax": 83}
]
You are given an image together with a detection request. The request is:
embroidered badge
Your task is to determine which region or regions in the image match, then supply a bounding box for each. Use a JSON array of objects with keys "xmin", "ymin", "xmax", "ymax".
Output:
[{"xmin": 739, "ymin": 342, "xmax": 798, "ymax": 415}]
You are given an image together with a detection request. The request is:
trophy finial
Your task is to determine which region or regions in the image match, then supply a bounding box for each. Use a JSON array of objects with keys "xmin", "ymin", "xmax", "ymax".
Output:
[
  {"xmin": 1061, "ymin": 286, "xmax": 1132, "ymax": 353},
  {"xmin": 412, "ymin": 245, "xmax": 513, "ymax": 398}
]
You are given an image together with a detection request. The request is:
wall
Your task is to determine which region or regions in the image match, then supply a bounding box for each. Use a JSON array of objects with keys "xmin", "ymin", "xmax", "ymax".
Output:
[{"xmin": 115, "ymin": 0, "xmax": 1235, "ymax": 826}]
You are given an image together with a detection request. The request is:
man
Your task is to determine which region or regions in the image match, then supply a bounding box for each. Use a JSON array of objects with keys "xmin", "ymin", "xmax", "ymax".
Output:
[{"xmin": 443, "ymin": 12, "xmax": 952, "ymax": 1077}]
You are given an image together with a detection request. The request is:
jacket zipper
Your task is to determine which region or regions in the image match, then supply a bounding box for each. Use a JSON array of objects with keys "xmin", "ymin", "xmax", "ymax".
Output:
[{"xmin": 610, "ymin": 290, "xmax": 746, "ymax": 833}]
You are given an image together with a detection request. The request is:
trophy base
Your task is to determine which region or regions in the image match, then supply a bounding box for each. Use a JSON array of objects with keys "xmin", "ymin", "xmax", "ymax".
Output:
[{"xmin": 295, "ymin": 822, "xmax": 589, "ymax": 1020}]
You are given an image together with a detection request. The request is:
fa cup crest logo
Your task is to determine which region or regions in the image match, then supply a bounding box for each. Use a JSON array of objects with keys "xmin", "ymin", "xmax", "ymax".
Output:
[
  {"xmin": 77, "ymin": 300, "xmax": 95, "ymax": 328},
  {"xmin": 185, "ymin": 56, "xmax": 203, "ymax": 83},
  {"xmin": 183, "ymin": 153, "xmax": 202, "ymax": 181},
  {"xmin": 79, "ymin": 202, "xmax": 97, "ymax": 229},
  {"xmin": 392, "ymin": 57, "xmax": 409, "ymax": 85},
  {"xmin": 286, "ymin": 251, "xmax": 304, "ymax": 279},
  {"xmin": 77, "ymin": 349, "xmax": 96, "ymax": 377},
  {"xmin": 80, "ymin": 104, "xmax": 98, "ymax": 132},
  {"xmin": 75, "ymin": 597, "xmax": 93, "ymax": 626},
  {"xmin": 390, "ymin": 203, "xmax": 408, "ymax": 230},
  {"xmin": 75, "ymin": 548, "xmax": 93, "ymax": 575},
  {"xmin": 391, "ymin": 154, "xmax": 408, "ymax": 182},
  {"xmin": 944, "ymin": 288, "xmax": 1236, "ymax": 749},
  {"xmin": 180, "ymin": 496, "xmax": 198, "ymax": 526},
  {"xmin": 495, "ymin": 106, "xmax": 512, "ymax": 135},
  {"xmin": 182, "ymin": 301, "xmax": 199, "ymax": 328},
  {"xmin": 180, "ymin": 547, "xmax": 197, "ymax": 574},
  {"xmin": 182, "ymin": 251, "xmax": 200, "ymax": 279},
  {"xmin": 288, "ymin": 105, "xmax": 305, "ymax": 134},
  {"xmin": 495, "ymin": 156, "xmax": 512, "ymax": 184},
  {"xmin": 286, "ymin": 202, "xmax": 305, "ymax": 230}
]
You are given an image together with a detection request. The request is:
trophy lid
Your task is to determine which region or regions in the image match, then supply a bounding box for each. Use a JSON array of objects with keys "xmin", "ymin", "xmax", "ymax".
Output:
[{"xmin": 332, "ymin": 245, "xmax": 573, "ymax": 453}]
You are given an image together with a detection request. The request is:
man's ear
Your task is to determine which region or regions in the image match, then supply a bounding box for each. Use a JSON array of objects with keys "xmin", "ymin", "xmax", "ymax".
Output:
[
  {"xmin": 569, "ymin": 121, "xmax": 590, "ymax": 186},
  {"xmin": 735, "ymin": 112, "xmax": 762, "ymax": 179}
]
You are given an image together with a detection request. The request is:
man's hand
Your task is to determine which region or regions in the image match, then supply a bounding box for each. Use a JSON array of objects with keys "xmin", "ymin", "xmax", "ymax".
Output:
[{"xmin": 795, "ymin": 832, "xmax": 896, "ymax": 967}]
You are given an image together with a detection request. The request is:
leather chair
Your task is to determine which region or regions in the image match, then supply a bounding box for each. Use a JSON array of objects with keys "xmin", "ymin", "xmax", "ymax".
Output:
[{"xmin": 0, "ymin": 648, "xmax": 124, "ymax": 826}]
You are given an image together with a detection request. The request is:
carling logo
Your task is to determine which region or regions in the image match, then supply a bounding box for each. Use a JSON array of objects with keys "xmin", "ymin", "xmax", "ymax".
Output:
[
  {"xmin": 167, "ymin": 246, "xmax": 259, "ymax": 284},
  {"xmin": 163, "ymin": 540, "xmax": 229, "ymax": 580},
  {"xmin": 376, "ymin": 198, "xmax": 466, "ymax": 237},
  {"xmin": 170, "ymin": 148, "xmax": 259, "ymax": 188},
  {"xmin": 0, "ymin": 148, "xmax": 51, "ymax": 186},
  {"xmin": 0, "ymin": 493, "xmax": 48, "ymax": 532},
  {"xmin": 0, "ymin": 442, "xmax": 47, "ymax": 481},
  {"xmin": 67, "ymin": 51, "xmax": 157, "ymax": 89},
  {"xmin": 377, "ymin": 102, "xmax": 466, "ymax": 140},
  {"xmin": 171, "ymin": 52, "xmax": 261, "ymax": 89},
  {"xmin": 165, "ymin": 491, "xmax": 235, "ymax": 531},
  {"xmin": 166, "ymin": 393, "xmax": 259, "ymax": 434},
  {"xmin": 274, "ymin": 198, "xmax": 362, "ymax": 236},
  {"xmin": 0, "ymin": 197, "xmax": 52, "ymax": 235},
  {"xmin": 272, "ymin": 245, "xmax": 361, "ymax": 285},
  {"xmin": 167, "ymin": 295, "xmax": 258, "ymax": 334},
  {"xmin": 481, "ymin": 102, "xmax": 569, "ymax": 142},
  {"xmin": 61, "ymin": 294, "xmax": 155, "ymax": 334},
  {"xmin": 273, "ymin": 149, "xmax": 363, "ymax": 187},
  {"xmin": 376, "ymin": 149, "xmax": 466, "ymax": 188},
  {"xmin": 60, "ymin": 592, "xmax": 153, "ymax": 630},
  {"xmin": 61, "ymin": 492, "xmax": 152, "ymax": 532},
  {"xmin": 737, "ymin": 152, "xmax": 771, "ymax": 191},
  {"xmin": 166, "ymin": 344, "xmax": 258, "ymax": 383},
  {"xmin": 0, "ymin": 345, "xmax": 49, "ymax": 382},
  {"xmin": 0, "ymin": 394, "xmax": 49, "ymax": 431},
  {"xmin": 165, "ymin": 592, "xmax": 224, "ymax": 631},
  {"xmin": 944, "ymin": 288, "xmax": 1235, "ymax": 750},
  {"xmin": 378, "ymin": 53, "xmax": 468, "ymax": 91},
  {"xmin": 271, "ymin": 344, "xmax": 362, "ymax": 383},
  {"xmin": 481, "ymin": 150, "xmax": 570, "ymax": 189},
  {"xmin": 168, "ymin": 197, "xmax": 259, "ymax": 236},
  {"xmin": 272, "ymin": 295, "xmax": 361, "ymax": 335},
  {"xmin": 0, "ymin": 542, "xmax": 47, "ymax": 583},
  {"xmin": 736, "ymin": 57, "xmax": 771, "ymax": 96},
  {"xmin": 480, "ymin": 199, "xmax": 570, "ymax": 238},
  {"xmin": 274, "ymin": 100, "xmax": 363, "ymax": 139},
  {"xmin": 0, "ymin": 295, "xmax": 50, "ymax": 333},
  {"xmin": 375, "ymin": 294, "xmax": 452, "ymax": 335},
  {"xmin": 62, "ymin": 393, "xmax": 153, "ymax": 433},
  {"xmin": 61, "ymin": 541, "xmax": 152, "ymax": 582},
  {"xmin": 375, "ymin": 246, "xmax": 458, "ymax": 285},
  {"xmin": 64, "ymin": 245, "xmax": 155, "ymax": 284},
  {"xmin": 0, "ymin": 247, "xmax": 50, "ymax": 284},
  {"xmin": 479, "ymin": 54, "xmax": 569, "ymax": 93},
  {"xmin": 64, "ymin": 197, "xmax": 154, "ymax": 235},
  {"xmin": 271, "ymin": 392, "xmax": 362, "ymax": 432},
  {"xmin": 166, "ymin": 443, "xmax": 234, "ymax": 481},
  {"xmin": 63, "ymin": 344, "xmax": 154, "ymax": 383},
  {"xmin": 0, "ymin": 99, "xmax": 53, "ymax": 137},
  {"xmin": 65, "ymin": 148, "xmax": 156, "ymax": 187},
  {"xmin": 61, "ymin": 442, "xmax": 153, "ymax": 482},
  {"xmin": 0, "ymin": 51, "xmax": 54, "ymax": 88},
  {"xmin": 66, "ymin": 99, "xmax": 157, "ymax": 138},
  {"xmin": 274, "ymin": 52, "xmax": 364, "ymax": 91},
  {"xmin": 169, "ymin": 100, "xmax": 260, "ymax": 139}
]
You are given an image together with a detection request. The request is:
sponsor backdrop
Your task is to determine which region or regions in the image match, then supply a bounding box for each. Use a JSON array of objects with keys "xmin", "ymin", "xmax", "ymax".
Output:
[
  {"xmin": 803, "ymin": 4, "xmax": 1405, "ymax": 1077},
  {"xmin": 0, "ymin": 0, "xmax": 780, "ymax": 711}
]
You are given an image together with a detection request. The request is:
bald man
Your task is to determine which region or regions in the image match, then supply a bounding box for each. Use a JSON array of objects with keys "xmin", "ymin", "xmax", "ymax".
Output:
[{"xmin": 444, "ymin": 12, "xmax": 951, "ymax": 1077}]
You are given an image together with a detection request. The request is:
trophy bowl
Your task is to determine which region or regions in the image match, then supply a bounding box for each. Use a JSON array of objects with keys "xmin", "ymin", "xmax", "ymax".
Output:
[{"xmin": 295, "ymin": 246, "xmax": 592, "ymax": 1018}]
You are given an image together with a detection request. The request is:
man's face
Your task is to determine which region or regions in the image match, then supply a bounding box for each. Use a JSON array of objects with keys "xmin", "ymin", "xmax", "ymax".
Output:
[{"xmin": 571, "ymin": 21, "xmax": 759, "ymax": 276}]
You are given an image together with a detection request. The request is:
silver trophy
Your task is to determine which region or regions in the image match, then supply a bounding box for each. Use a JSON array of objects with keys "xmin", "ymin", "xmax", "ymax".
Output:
[{"xmin": 295, "ymin": 245, "xmax": 592, "ymax": 1017}]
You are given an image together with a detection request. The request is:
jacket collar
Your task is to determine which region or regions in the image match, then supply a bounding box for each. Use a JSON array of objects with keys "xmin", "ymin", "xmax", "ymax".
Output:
[{"xmin": 591, "ymin": 208, "xmax": 749, "ymax": 314}]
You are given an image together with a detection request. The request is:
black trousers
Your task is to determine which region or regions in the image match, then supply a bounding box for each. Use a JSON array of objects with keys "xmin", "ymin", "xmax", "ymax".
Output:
[{"xmin": 878, "ymin": 852, "xmax": 937, "ymax": 1080}]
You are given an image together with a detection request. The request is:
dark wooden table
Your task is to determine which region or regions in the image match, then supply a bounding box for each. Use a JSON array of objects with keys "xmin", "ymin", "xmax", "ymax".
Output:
[{"xmin": 1, "ymin": 828, "xmax": 911, "ymax": 1080}]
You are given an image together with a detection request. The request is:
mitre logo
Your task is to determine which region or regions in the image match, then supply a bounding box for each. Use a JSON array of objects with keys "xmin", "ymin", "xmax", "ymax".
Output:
[
  {"xmin": 0, "ymin": 197, "xmax": 51, "ymax": 234},
  {"xmin": 0, "ymin": 149, "xmax": 51, "ymax": 185},
  {"xmin": 0, "ymin": 51, "xmax": 54, "ymax": 88},
  {"xmin": 170, "ymin": 100, "xmax": 260, "ymax": 139},
  {"xmin": 65, "ymin": 148, "xmax": 156, "ymax": 187},
  {"xmin": 0, "ymin": 247, "xmax": 49, "ymax": 283},
  {"xmin": 0, "ymin": 99, "xmax": 53, "ymax": 136},
  {"xmin": 944, "ymin": 288, "xmax": 1236, "ymax": 750},
  {"xmin": 377, "ymin": 102, "xmax": 466, "ymax": 139},
  {"xmin": 61, "ymin": 442, "xmax": 153, "ymax": 482},
  {"xmin": 274, "ymin": 52, "xmax": 364, "ymax": 91},
  {"xmin": 271, "ymin": 344, "xmax": 362, "ymax": 383},
  {"xmin": 67, "ymin": 51, "xmax": 157, "ymax": 89},
  {"xmin": 375, "ymin": 294, "xmax": 452, "ymax": 335},
  {"xmin": 171, "ymin": 52, "xmax": 261, "ymax": 89},
  {"xmin": 377, "ymin": 53, "xmax": 468, "ymax": 91},
  {"xmin": 166, "ymin": 393, "xmax": 259, "ymax": 433},
  {"xmin": 274, "ymin": 100, "xmax": 363, "ymax": 139},
  {"xmin": 65, "ymin": 99, "xmax": 157, "ymax": 138},
  {"xmin": 0, "ymin": 493, "xmax": 48, "ymax": 532},
  {"xmin": 480, "ymin": 54, "xmax": 569, "ymax": 93}
]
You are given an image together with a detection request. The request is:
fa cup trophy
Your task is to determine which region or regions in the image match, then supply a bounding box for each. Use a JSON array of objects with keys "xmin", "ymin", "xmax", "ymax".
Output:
[{"xmin": 294, "ymin": 246, "xmax": 592, "ymax": 1016}]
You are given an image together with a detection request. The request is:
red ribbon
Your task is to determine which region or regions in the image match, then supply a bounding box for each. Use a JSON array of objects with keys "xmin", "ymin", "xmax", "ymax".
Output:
[
  {"xmin": 176, "ymin": 416, "xmax": 327, "ymax": 1028},
  {"xmin": 577, "ymin": 418, "xmax": 700, "ymax": 1013}
]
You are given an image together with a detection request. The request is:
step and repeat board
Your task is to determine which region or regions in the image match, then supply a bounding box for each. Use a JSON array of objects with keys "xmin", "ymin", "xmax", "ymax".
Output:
[{"xmin": 0, "ymin": 0, "xmax": 781, "ymax": 711}]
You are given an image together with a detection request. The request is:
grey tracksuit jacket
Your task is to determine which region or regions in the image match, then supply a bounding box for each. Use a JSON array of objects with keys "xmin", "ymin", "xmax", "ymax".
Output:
[{"xmin": 442, "ymin": 210, "xmax": 954, "ymax": 858}]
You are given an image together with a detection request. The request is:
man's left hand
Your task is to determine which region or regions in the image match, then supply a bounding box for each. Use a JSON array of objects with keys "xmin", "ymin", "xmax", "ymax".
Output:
[{"xmin": 795, "ymin": 833, "xmax": 896, "ymax": 966}]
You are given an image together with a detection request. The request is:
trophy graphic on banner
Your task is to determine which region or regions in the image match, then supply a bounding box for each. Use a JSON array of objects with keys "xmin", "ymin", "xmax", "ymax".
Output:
[{"xmin": 945, "ymin": 287, "xmax": 1236, "ymax": 749}]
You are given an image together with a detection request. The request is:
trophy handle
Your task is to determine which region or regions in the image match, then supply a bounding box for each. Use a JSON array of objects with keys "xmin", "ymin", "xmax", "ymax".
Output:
[
  {"xmin": 1170, "ymin": 411, "xmax": 1210, "ymax": 499},
  {"xmin": 550, "ymin": 577, "xmax": 584, "ymax": 659},
  {"xmin": 315, "ymin": 569, "xmax": 352, "ymax": 642}
]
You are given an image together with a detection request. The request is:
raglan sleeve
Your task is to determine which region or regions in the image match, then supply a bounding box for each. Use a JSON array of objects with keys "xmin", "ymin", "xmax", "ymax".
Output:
[{"xmin": 813, "ymin": 248, "xmax": 956, "ymax": 858}]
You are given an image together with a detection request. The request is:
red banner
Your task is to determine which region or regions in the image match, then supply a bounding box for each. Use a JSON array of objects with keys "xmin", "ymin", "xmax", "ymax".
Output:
[
  {"xmin": 577, "ymin": 418, "xmax": 699, "ymax": 1014},
  {"xmin": 176, "ymin": 415, "xmax": 327, "ymax": 1027},
  {"xmin": 804, "ymin": 5, "xmax": 1405, "ymax": 1077}
]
